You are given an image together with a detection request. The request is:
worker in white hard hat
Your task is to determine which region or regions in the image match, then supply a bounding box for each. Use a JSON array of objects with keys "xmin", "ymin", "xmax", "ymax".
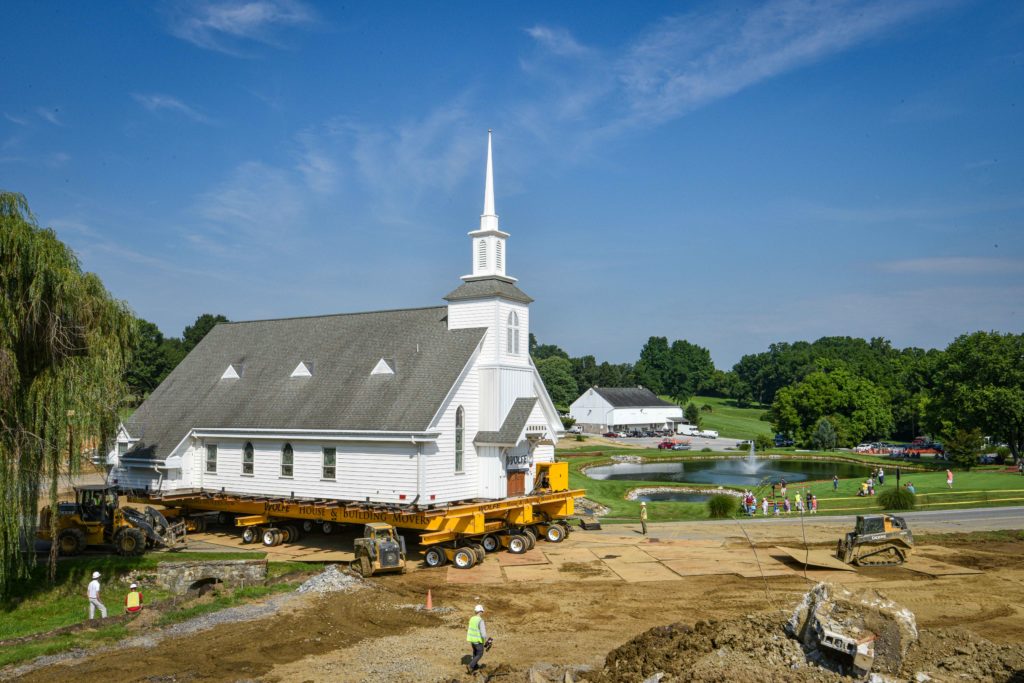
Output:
[
  {"xmin": 125, "ymin": 582, "xmax": 144, "ymax": 614},
  {"xmin": 87, "ymin": 571, "xmax": 107, "ymax": 619},
  {"xmin": 466, "ymin": 603, "xmax": 491, "ymax": 673},
  {"xmin": 640, "ymin": 501, "xmax": 648, "ymax": 535}
]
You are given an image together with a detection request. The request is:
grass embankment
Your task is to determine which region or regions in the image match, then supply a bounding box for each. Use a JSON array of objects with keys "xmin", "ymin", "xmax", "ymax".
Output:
[
  {"xmin": 565, "ymin": 446, "xmax": 1024, "ymax": 523},
  {"xmin": 657, "ymin": 395, "xmax": 772, "ymax": 439},
  {"xmin": 0, "ymin": 552, "xmax": 315, "ymax": 668}
]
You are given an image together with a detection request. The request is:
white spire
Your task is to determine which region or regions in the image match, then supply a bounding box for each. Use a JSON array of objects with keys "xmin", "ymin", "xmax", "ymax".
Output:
[{"xmin": 480, "ymin": 129, "xmax": 499, "ymax": 232}]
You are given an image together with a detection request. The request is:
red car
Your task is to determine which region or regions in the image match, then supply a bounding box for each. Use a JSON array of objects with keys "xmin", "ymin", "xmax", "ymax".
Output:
[
  {"xmin": 658, "ymin": 440, "xmax": 675, "ymax": 450},
  {"xmin": 602, "ymin": 432, "xmax": 618, "ymax": 438}
]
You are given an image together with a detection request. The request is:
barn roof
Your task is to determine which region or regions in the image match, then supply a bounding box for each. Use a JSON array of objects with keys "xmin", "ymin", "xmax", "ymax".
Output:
[
  {"xmin": 591, "ymin": 387, "xmax": 678, "ymax": 409},
  {"xmin": 123, "ymin": 306, "xmax": 485, "ymax": 460}
]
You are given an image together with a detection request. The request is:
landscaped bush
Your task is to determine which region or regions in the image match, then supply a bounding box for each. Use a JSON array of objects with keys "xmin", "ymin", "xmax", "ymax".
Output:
[
  {"xmin": 701, "ymin": 403, "xmax": 713, "ymax": 412},
  {"xmin": 878, "ymin": 487, "xmax": 916, "ymax": 511},
  {"xmin": 575, "ymin": 434, "xmax": 585, "ymax": 442},
  {"xmin": 700, "ymin": 447, "xmax": 712, "ymax": 452},
  {"xmin": 707, "ymin": 494, "xmax": 738, "ymax": 519}
]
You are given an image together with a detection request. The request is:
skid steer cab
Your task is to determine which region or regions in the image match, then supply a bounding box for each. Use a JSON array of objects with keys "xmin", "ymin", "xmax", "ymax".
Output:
[
  {"xmin": 353, "ymin": 523, "xmax": 407, "ymax": 577},
  {"xmin": 836, "ymin": 514, "xmax": 914, "ymax": 566},
  {"xmin": 37, "ymin": 485, "xmax": 187, "ymax": 557}
]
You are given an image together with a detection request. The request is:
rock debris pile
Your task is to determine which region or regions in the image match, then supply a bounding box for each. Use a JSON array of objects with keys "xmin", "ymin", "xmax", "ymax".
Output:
[
  {"xmin": 582, "ymin": 582, "xmax": 1024, "ymax": 683},
  {"xmin": 295, "ymin": 564, "xmax": 364, "ymax": 594}
]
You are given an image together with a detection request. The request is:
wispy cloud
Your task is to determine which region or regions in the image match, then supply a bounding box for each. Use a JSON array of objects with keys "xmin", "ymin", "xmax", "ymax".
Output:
[
  {"xmin": 35, "ymin": 106, "xmax": 64, "ymax": 126},
  {"xmin": 133, "ymin": 93, "xmax": 212, "ymax": 124},
  {"xmin": 166, "ymin": 0, "xmax": 316, "ymax": 55},
  {"xmin": 3, "ymin": 113, "xmax": 29, "ymax": 126},
  {"xmin": 520, "ymin": 0, "xmax": 948, "ymax": 146},
  {"xmin": 877, "ymin": 257, "xmax": 1024, "ymax": 274}
]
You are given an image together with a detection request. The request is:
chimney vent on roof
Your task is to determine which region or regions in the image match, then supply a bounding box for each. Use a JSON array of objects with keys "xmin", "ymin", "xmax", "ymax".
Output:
[
  {"xmin": 371, "ymin": 358, "xmax": 396, "ymax": 376},
  {"xmin": 291, "ymin": 361, "xmax": 314, "ymax": 378},
  {"xmin": 221, "ymin": 364, "xmax": 243, "ymax": 380}
]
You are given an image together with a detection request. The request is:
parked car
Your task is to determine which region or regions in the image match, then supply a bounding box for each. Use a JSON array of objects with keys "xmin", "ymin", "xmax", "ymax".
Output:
[
  {"xmin": 616, "ymin": 431, "xmax": 629, "ymax": 438},
  {"xmin": 658, "ymin": 440, "xmax": 675, "ymax": 450},
  {"xmin": 737, "ymin": 439, "xmax": 753, "ymax": 448},
  {"xmin": 774, "ymin": 434, "xmax": 794, "ymax": 447},
  {"xmin": 698, "ymin": 429, "xmax": 718, "ymax": 439},
  {"xmin": 671, "ymin": 443, "xmax": 691, "ymax": 451},
  {"xmin": 602, "ymin": 432, "xmax": 618, "ymax": 438}
]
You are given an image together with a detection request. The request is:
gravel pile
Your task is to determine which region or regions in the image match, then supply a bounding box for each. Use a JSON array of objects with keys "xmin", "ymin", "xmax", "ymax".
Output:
[{"xmin": 296, "ymin": 564, "xmax": 364, "ymax": 594}]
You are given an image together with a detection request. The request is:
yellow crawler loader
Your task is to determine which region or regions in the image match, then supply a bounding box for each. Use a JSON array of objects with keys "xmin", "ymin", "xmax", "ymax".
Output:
[{"xmin": 836, "ymin": 514, "xmax": 914, "ymax": 566}]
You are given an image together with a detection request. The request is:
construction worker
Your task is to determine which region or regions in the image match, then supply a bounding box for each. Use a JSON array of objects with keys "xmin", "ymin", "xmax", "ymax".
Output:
[
  {"xmin": 125, "ymin": 582, "xmax": 143, "ymax": 614},
  {"xmin": 466, "ymin": 604, "xmax": 490, "ymax": 674},
  {"xmin": 87, "ymin": 571, "xmax": 107, "ymax": 619},
  {"xmin": 639, "ymin": 501, "xmax": 648, "ymax": 535}
]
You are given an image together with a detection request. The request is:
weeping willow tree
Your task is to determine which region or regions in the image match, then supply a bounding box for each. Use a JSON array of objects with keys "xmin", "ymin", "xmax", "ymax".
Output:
[{"xmin": 0, "ymin": 191, "xmax": 136, "ymax": 595}]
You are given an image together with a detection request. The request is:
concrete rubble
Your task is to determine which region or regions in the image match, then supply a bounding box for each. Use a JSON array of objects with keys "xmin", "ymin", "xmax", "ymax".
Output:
[
  {"xmin": 295, "ymin": 564, "xmax": 364, "ymax": 594},
  {"xmin": 787, "ymin": 582, "xmax": 918, "ymax": 678}
]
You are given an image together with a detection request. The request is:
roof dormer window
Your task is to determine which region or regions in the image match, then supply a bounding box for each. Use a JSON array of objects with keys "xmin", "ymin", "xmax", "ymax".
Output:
[
  {"xmin": 291, "ymin": 361, "xmax": 313, "ymax": 377},
  {"xmin": 221, "ymin": 364, "xmax": 243, "ymax": 379},
  {"xmin": 371, "ymin": 358, "xmax": 395, "ymax": 376}
]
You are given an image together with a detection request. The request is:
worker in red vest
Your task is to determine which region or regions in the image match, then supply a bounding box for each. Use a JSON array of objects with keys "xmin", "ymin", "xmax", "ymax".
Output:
[{"xmin": 125, "ymin": 582, "xmax": 143, "ymax": 614}]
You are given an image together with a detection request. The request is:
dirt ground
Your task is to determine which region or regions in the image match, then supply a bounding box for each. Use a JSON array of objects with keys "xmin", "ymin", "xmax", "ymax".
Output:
[{"xmin": 12, "ymin": 531, "xmax": 1024, "ymax": 683}]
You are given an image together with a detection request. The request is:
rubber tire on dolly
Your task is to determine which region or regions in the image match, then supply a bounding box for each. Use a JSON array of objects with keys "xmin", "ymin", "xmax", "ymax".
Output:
[
  {"xmin": 522, "ymin": 529, "xmax": 537, "ymax": 550},
  {"xmin": 217, "ymin": 511, "xmax": 233, "ymax": 526},
  {"xmin": 424, "ymin": 547, "xmax": 447, "ymax": 568},
  {"xmin": 507, "ymin": 534, "xmax": 528, "ymax": 554},
  {"xmin": 453, "ymin": 547, "xmax": 476, "ymax": 569},
  {"xmin": 241, "ymin": 526, "xmax": 257, "ymax": 544},
  {"xmin": 545, "ymin": 524, "xmax": 566, "ymax": 543},
  {"xmin": 321, "ymin": 522, "xmax": 334, "ymax": 534},
  {"xmin": 481, "ymin": 534, "xmax": 500, "ymax": 553},
  {"xmin": 301, "ymin": 520, "xmax": 314, "ymax": 533},
  {"xmin": 262, "ymin": 528, "xmax": 283, "ymax": 547},
  {"xmin": 190, "ymin": 517, "xmax": 207, "ymax": 533},
  {"xmin": 468, "ymin": 543, "xmax": 486, "ymax": 564},
  {"xmin": 282, "ymin": 524, "xmax": 300, "ymax": 544}
]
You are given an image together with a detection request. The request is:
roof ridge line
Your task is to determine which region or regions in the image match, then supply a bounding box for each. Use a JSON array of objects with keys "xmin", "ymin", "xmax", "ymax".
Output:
[{"xmin": 219, "ymin": 305, "xmax": 447, "ymax": 326}]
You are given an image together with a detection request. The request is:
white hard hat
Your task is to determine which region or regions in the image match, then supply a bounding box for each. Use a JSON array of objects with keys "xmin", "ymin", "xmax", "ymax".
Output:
[
  {"xmin": 130, "ymin": 582, "xmax": 138, "ymax": 589},
  {"xmin": 92, "ymin": 571, "xmax": 100, "ymax": 579},
  {"xmin": 474, "ymin": 604, "xmax": 485, "ymax": 613},
  {"xmin": 640, "ymin": 501, "xmax": 646, "ymax": 506}
]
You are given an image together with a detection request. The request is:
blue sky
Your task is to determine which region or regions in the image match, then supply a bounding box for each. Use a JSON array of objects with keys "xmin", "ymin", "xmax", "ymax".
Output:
[{"xmin": 2, "ymin": 1, "xmax": 1022, "ymax": 368}]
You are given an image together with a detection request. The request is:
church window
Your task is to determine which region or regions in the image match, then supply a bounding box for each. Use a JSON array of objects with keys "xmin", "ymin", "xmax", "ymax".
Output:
[
  {"xmin": 242, "ymin": 442, "xmax": 254, "ymax": 475},
  {"xmin": 455, "ymin": 406, "xmax": 465, "ymax": 473},
  {"xmin": 506, "ymin": 311, "xmax": 520, "ymax": 355},
  {"xmin": 477, "ymin": 240, "xmax": 487, "ymax": 270},
  {"xmin": 322, "ymin": 447, "xmax": 336, "ymax": 480},
  {"xmin": 281, "ymin": 443, "xmax": 294, "ymax": 478},
  {"xmin": 206, "ymin": 445, "xmax": 217, "ymax": 473}
]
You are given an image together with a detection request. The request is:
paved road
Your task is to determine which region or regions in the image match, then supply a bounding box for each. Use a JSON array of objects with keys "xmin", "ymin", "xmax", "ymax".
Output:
[{"xmin": 589, "ymin": 506, "xmax": 1024, "ymax": 544}]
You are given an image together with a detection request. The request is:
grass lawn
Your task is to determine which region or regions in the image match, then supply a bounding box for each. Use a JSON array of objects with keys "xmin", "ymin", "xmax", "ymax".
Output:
[
  {"xmin": 565, "ymin": 447, "xmax": 1024, "ymax": 523},
  {"xmin": 669, "ymin": 395, "xmax": 773, "ymax": 440}
]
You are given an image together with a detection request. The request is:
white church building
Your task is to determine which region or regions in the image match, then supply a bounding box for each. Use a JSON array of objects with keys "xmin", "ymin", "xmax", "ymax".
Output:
[{"xmin": 108, "ymin": 132, "xmax": 563, "ymax": 505}]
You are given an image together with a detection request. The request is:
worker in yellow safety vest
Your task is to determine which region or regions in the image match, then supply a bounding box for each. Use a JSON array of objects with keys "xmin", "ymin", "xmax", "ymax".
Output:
[
  {"xmin": 125, "ymin": 582, "xmax": 143, "ymax": 614},
  {"xmin": 466, "ymin": 604, "xmax": 490, "ymax": 673},
  {"xmin": 640, "ymin": 501, "xmax": 648, "ymax": 535}
]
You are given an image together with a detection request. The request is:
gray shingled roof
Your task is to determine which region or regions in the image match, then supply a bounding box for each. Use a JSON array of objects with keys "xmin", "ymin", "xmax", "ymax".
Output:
[
  {"xmin": 592, "ymin": 387, "xmax": 677, "ymax": 409},
  {"xmin": 444, "ymin": 277, "xmax": 533, "ymax": 304},
  {"xmin": 124, "ymin": 306, "xmax": 485, "ymax": 460},
  {"xmin": 475, "ymin": 397, "xmax": 538, "ymax": 445}
]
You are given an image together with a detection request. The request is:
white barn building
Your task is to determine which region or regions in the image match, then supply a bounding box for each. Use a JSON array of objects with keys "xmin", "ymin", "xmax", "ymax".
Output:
[
  {"xmin": 569, "ymin": 387, "xmax": 684, "ymax": 434},
  {"xmin": 108, "ymin": 133, "xmax": 563, "ymax": 504}
]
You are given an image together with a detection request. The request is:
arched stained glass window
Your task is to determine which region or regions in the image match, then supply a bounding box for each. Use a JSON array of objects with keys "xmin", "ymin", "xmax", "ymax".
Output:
[
  {"xmin": 455, "ymin": 406, "xmax": 465, "ymax": 473},
  {"xmin": 506, "ymin": 311, "xmax": 520, "ymax": 355}
]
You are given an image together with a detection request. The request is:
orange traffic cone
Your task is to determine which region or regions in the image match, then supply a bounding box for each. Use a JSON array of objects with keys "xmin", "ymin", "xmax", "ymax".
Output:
[{"xmin": 426, "ymin": 589, "xmax": 433, "ymax": 611}]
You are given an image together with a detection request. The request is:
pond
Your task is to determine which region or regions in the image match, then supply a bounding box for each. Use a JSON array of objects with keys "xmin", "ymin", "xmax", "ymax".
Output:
[
  {"xmin": 633, "ymin": 490, "xmax": 716, "ymax": 503},
  {"xmin": 585, "ymin": 458, "xmax": 873, "ymax": 487}
]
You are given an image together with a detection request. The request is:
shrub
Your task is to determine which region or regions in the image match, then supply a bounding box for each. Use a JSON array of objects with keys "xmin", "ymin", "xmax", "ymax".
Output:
[
  {"xmin": 996, "ymin": 445, "xmax": 1011, "ymax": 462},
  {"xmin": 878, "ymin": 487, "xmax": 916, "ymax": 511},
  {"xmin": 560, "ymin": 416, "xmax": 576, "ymax": 430},
  {"xmin": 701, "ymin": 403, "xmax": 713, "ymax": 413},
  {"xmin": 811, "ymin": 417, "xmax": 837, "ymax": 451},
  {"xmin": 707, "ymin": 494, "xmax": 738, "ymax": 519},
  {"xmin": 575, "ymin": 434, "xmax": 585, "ymax": 442},
  {"xmin": 700, "ymin": 447, "xmax": 712, "ymax": 452},
  {"xmin": 754, "ymin": 434, "xmax": 774, "ymax": 452}
]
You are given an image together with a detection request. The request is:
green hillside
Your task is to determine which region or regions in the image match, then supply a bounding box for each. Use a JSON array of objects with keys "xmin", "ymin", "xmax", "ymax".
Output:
[{"xmin": 665, "ymin": 395, "xmax": 773, "ymax": 440}]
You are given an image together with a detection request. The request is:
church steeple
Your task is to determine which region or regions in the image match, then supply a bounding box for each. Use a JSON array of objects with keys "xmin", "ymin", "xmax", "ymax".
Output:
[{"xmin": 464, "ymin": 130, "xmax": 514, "ymax": 282}]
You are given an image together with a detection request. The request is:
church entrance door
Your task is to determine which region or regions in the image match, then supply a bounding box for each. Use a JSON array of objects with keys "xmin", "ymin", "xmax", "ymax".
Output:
[{"xmin": 507, "ymin": 470, "xmax": 526, "ymax": 497}]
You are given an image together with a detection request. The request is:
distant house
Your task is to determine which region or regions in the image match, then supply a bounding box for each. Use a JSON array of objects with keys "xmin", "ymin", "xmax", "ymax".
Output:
[
  {"xmin": 106, "ymin": 133, "xmax": 563, "ymax": 504},
  {"xmin": 569, "ymin": 387, "xmax": 684, "ymax": 434}
]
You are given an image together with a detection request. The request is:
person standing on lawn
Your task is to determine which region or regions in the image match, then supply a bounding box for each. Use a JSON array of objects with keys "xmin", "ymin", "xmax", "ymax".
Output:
[
  {"xmin": 878, "ymin": 467, "xmax": 885, "ymax": 486},
  {"xmin": 833, "ymin": 475, "xmax": 839, "ymax": 492},
  {"xmin": 639, "ymin": 501, "xmax": 648, "ymax": 535},
  {"xmin": 87, "ymin": 571, "xmax": 107, "ymax": 619},
  {"xmin": 947, "ymin": 469, "xmax": 954, "ymax": 489}
]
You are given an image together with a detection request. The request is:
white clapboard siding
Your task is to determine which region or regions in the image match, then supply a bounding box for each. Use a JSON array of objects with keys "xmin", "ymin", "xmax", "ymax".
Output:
[
  {"xmin": 569, "ymin": 388, "xmax": 614, "ymax": 429},
  {"xmin": 191, "ymin": 439, "xmax": 418, "ymax": 504},
  {"xmin": 497, "ymin": 300, "xmax": 530, "ymax": 367},
  {"xmin": 426, "ymin": 359, "xmax": 481, "ymax": 502},
  {"xmin": 477, "ymin": 445, "xmax": 505, "ymax": 499},
  {"xmin": 447, "ymin": 299, "xmax": 499, "ymax": 361}
]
